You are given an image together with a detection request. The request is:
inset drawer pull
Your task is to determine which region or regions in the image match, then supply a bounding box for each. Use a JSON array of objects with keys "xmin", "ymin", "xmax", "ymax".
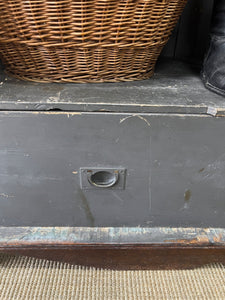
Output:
[
  {"xmin": 88, "ymin": 171, "xmax": 118, "ymax": 188},
  {"xmin": 80, "ymin": 168, "xmax": 126, "ymax": 190}
]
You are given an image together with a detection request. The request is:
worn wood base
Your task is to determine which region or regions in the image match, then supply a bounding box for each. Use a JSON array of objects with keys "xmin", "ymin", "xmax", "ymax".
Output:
[
  {"xmin": 0, "ymin": 227, "xmax": 225, "ymax": 270},
  {"xmin": 1, "ymin": 245, "xmax": 225, "ymax": 270}
]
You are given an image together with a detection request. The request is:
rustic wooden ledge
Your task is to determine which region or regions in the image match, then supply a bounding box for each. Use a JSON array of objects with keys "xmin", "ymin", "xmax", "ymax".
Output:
[
  {"xmin": 1, "ymin": 60, "xmax": 224, "ymax": 116},
  {"xmin": 0, "ymin": 227, "xmax": 225, "ymax": 270}
]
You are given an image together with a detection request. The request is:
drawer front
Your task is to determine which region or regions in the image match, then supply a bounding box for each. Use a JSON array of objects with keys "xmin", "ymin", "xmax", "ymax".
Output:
[{"xmin": 0, "ymin": 112, "xmax": 224, "ymax": 227}]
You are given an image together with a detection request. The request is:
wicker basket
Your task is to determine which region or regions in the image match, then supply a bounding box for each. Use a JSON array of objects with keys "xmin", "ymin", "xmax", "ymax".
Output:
[{"xmin": 0, "ymin": 0, "xmax": 187, "ymax": 83}]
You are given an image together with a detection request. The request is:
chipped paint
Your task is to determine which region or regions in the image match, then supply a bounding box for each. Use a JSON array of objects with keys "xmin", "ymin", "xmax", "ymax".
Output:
[
  {"xmin": 0, "ymin": 193, "xmax": 14, "ymax": 198},
  {"xmin": 184, "ymin": 190, "xmax": 191, "ymax": 202},
  {"xmin": 48, "ymin": 91, "xmax": 61, "ymax": 102},
  {"xmin": 0, "ymin": 227, "xmax": 224, "ymax": 246},
  {"xmin": 207, "ymin": 106, "xmax": 218, "ymax": 116},
  {"xmin": 0, "ymin": 111, "xmax": 82, "ymax": 116},
  {"xmin": 213, "ymin": 233, "xmax": 223, "ymax": 243},
  {"xmin": 28, "ymin": 111, "xmax": 82, "ymax": 115},
  {"xmin": 216, "ymin": 108, "xmax": 225, "ymax": 117},
  {"xmin": 164, "ymin": 236, "xmax": 210, "ymax": 245}
]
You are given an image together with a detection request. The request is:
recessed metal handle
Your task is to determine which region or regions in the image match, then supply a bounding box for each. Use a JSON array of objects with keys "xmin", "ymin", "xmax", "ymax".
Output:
[
  {"xmin": 80, "ymin": 167, "xmax": 126, "ymax": 190},
  {"xmin": 87, "ymin": 170, "xmax": 118, "ymax": 188}
]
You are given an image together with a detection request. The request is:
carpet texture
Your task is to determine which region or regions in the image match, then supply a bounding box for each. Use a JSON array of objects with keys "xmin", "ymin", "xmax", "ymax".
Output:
[{"xmin": 0, "ymin": 254, "xmax": 225, "ymax": 299}]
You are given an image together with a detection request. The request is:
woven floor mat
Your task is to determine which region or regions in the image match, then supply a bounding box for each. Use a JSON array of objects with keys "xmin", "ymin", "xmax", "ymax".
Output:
[{"xmin": 0, "ymin": 254, "xmax": 224, "ymax": 299}]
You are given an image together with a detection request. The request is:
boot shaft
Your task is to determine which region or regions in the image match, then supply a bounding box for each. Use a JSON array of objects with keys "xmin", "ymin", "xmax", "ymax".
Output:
[
  {"xmin": 201, "ymin": 0, "xmax": 225, "ymax": 96},
  {"xmin": 211, "ymin": 0, "xmax": 225, "ymax": 36}
]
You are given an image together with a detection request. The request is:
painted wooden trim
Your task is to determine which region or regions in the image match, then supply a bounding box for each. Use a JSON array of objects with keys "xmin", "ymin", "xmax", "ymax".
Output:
[{"xmin": 0, "ymin": 227, "xmax": 224, "ymax": 247}]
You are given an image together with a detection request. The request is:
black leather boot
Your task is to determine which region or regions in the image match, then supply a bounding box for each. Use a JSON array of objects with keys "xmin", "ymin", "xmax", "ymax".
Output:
[{"xmin": 202, "ymin": 0, "xmax": 225, "ymax": 96}]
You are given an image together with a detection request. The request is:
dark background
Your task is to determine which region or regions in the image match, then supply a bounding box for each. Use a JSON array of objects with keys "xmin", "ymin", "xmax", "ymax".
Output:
[{"xmin": 161, "ymin": 0, "xmax": 214, "ymax": 63}]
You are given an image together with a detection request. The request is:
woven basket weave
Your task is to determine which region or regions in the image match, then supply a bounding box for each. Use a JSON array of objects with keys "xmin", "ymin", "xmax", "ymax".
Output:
[{"xmin": 0, "ymin": 0, "xmax": 187, "ymax": 83}]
